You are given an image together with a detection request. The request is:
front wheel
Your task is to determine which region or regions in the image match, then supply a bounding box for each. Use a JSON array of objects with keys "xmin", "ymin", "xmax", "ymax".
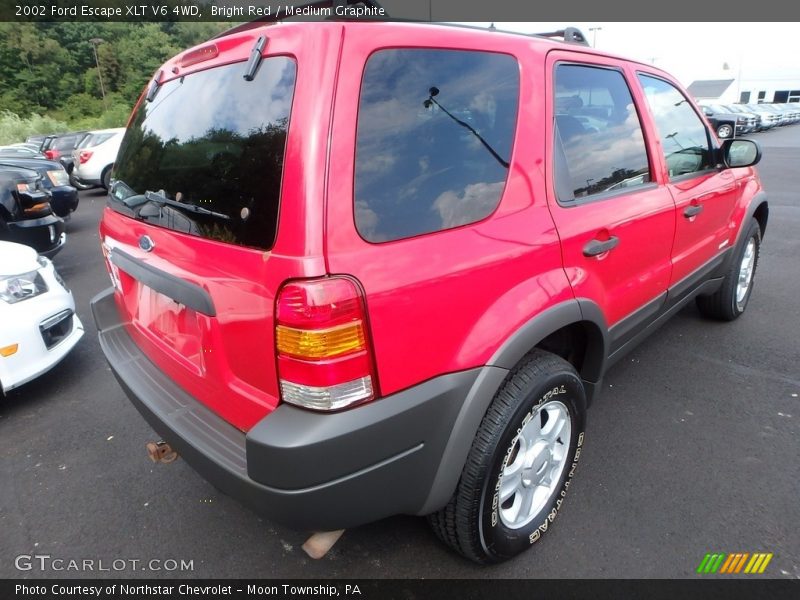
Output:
[
  {"xmin": 428, "ymin": 350, "xmax": 586, "ymax": 563},
  {"xmin": 696, "ymin": 218, "xmax": 761, "ymax": 320},
  {"xmin": 716, "ymin": 123, "xmax": 734, "ymax": 139}
]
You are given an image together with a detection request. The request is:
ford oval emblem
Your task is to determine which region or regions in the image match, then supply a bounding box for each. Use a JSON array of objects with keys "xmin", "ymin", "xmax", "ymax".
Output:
[{"xmin": 139, "ymin": 235, "xmax": 155, "ymax": 252}]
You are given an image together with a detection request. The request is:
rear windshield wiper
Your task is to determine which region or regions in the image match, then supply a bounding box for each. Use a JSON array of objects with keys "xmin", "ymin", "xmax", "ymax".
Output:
[{"xmin": 122, "ymin": 190, "xmax": 231, "ymax": 221}]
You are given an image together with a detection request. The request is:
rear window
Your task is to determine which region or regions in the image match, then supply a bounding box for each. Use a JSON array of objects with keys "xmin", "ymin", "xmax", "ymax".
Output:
[
  {"xmin": 80, "ymin": 133, "xmax": 113, "ymax": 149},
  {"xmin": 110, "ymin": 57, "xmax": 297, "ymax": 251},
  {"xmin": 354, "ymin": 49, "xmax": 519, "ymax": 243}
]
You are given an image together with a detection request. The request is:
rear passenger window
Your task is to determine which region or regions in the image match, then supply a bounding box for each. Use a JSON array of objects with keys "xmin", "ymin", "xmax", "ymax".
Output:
[
  {"xmin": 553, "ymin": 64, "xmax": 651, "ymax": 202},
  {"xmin": 638, "ymin": 74, "xmax": 713, "ymax": 179},
  {"xmin": 355, "ymin": 49, "xmax": 519, "ymax": 242}
]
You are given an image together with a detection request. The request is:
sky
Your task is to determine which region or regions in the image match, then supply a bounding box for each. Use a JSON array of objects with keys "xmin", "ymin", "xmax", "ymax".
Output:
[{"xmin": 460, "ymin": 23, "xmax": 800, "ymax": 87}]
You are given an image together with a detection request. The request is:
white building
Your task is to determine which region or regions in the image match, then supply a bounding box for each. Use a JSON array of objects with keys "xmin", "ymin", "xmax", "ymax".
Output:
[{"xmin": 686, "ymin": 69, "xmax": 800, "ymax": 105}]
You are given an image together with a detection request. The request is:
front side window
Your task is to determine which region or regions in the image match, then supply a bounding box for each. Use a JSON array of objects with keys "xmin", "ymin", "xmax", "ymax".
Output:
[
  {"xmin": 111, "ymin": 57, "xmax": 297, "ymax": 251},
  {"xmin": 354, "ymin": 49, "xmax": 519, "ymax": 243},
  {"xmin": 553, "ymin": 64, "xmax": 651, "ymax": 201},
  {"xmin": 638, "ymin": 74, "xmax": 713, "ymax": 179}
]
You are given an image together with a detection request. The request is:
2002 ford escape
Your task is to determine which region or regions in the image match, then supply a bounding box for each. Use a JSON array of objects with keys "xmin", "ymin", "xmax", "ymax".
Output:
[{"xmin": 92, "ymin": 8, "xmax": 768, "ymax": 563}]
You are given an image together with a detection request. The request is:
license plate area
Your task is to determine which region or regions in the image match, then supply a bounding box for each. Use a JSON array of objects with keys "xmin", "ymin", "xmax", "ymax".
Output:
[{"xmin": 136, "ymin": 285, "xmax": 205, "ymax": 373}]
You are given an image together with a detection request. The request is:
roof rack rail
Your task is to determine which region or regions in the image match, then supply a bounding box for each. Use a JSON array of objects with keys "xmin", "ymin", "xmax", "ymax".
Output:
[
  {"xmin": 535, "ymin": 27, "xmax": 589, "ymax": 46},
  {"xmin": 213, "ymin": 1, "xmax": 388, "ymax": 39}
]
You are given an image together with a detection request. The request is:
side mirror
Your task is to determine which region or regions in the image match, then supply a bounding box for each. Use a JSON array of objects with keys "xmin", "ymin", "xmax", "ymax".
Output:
[{"xmin": 722, "ymin": 138, "xmax": 761, "ymax": 168}]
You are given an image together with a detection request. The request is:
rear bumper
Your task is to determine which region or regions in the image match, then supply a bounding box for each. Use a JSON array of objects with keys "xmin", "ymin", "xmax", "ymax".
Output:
[{"xmin": 91, "ymin": 288, "xmax": 481, "ymax": 531}]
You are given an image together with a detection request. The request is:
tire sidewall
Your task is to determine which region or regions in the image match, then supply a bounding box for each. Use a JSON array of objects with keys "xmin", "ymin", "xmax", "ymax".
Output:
[
  {"xmin": 478, "ymin": 368, "xmax": 586, "ymax": 561},
  {"xmin": 102, "ymin": 169, "xmax": 110, "ymax": 190},
  {"xmin": 731, "ymin": 221, "xmax": 761, "ymax": 316}
]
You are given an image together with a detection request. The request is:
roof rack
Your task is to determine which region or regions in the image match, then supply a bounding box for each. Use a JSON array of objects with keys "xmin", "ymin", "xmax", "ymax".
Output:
[
  {"xmin": 535, "ymin": 27, "xmax": 589, "ymax": 46},
  {"xmin": 213, "ymin": 1, "xmax": 388, "ymax": 38}
]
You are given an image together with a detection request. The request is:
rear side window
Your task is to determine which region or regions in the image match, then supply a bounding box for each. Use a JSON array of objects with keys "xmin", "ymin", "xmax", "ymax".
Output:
[
  {"xmin": 81, "ymin": 133, "xmax": 113, "ymax": 149},
  {"xmin": 111, "ymin": 57, "xmax": 297, "ymax": 251},
  {"xmin": 354, "ymin": 49, "xmax": 519, "ymax": 243},
  {"xmin": 553, "ymin": 64, "xmax": 651, "ymax": 202},
  {"xmin": 638, "ymin": 74, "xmax": 713, "ymax": 179}
]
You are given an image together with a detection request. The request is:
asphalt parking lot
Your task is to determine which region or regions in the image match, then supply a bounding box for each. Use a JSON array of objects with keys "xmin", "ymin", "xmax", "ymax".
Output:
[{"xmin": 1, "ymin": 126, "xmax": 798, "ymax": 580}]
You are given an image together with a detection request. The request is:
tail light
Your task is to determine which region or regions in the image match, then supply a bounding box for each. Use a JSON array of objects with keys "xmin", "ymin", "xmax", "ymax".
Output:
[
  {"xmin": 275, "ymin": 277, "xmax": 377, "ymax": 411},
  {"xmin": 79, "ymin": 150, "xmax": 93, "ymax": 164},
  {"xmin": 44, "ymin": 149, "xmax": 60, "ymax": 160}
]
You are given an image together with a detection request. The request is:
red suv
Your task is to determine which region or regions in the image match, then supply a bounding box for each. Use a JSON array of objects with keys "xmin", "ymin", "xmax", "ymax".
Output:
[{"xmin": 92, "ymin": 16, "xmax": 767, "ymax": 563}]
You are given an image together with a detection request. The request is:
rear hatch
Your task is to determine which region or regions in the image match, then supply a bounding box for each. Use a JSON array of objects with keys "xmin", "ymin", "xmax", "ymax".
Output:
[{"xmin": 100, "ymin": 25, "xmax": 333, "ymax": 431}]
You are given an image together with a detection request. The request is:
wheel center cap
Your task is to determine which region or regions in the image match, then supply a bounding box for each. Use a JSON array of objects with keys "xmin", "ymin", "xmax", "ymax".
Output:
[{"xmin": 522, "ymin": 447, "xmax": 553, "ymax": 487}]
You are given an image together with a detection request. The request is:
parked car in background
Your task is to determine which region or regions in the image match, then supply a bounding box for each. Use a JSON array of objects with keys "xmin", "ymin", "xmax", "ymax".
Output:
[
  {"xmin": 775, "ymin": 103, "xmax": 800, "ymax": 123},
  {"xmin": 699, "ymin": 104, "xmax": 758, "ymax": 137},
  {"xmin": 0, "ymin": 158, "xmax": 78, "ymax": 219},
  {"xmin": 40, "ymin": 131, "xmax": 89, "ymax": 161},
  {"xmin": 71, "ymin": 128, "xmax": 125, "ymax": 190},
  {"xmin": 733, "ymin": 104, "xmax": 780, "ymax": 130},
  {"xmin": 0, "ymin": 165, "xmax": 65, "ymax": 257},
  {"xmin": 0, "ymin": 240, "xmax": 84, "ymax": 395},
  {"xmin": 761, "ymin": 103, "xmax": 800, "ymax": 125},
  {"xmin": 9, "ymin": 142, "xmax": 43, "ymax": 153},
  {"xmin": 25, "ymin": 134, "xmax": 49, "ymax": 146},
  {"xmin": 0, "ymin": 146, "xmax": 46, "ymax": 159}
]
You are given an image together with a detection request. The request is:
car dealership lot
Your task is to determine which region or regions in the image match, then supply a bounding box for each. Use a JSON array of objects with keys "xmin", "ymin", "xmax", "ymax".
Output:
[{"xmin": 1, "ymin": 127, "xmax": 798, "ymax": 579}]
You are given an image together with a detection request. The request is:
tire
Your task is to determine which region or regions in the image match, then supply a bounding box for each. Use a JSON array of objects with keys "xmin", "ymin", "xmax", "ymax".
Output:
[
  {"xmin": 428, "ymin": 350, "xmax": 587, "ymax": 563},
  {"xmin": 716, "ymin": 123, "xmax": 734, "ymax": 139},
  {"xmin": 101, "ymin": 165, "xmax": 113, "ymax": 191},
  {"xmin": 696, "ymin": 218, "xmax": 761, "ymax": 321}
]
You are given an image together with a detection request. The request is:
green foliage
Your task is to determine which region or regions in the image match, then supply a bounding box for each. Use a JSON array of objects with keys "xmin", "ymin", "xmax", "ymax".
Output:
[
  {"xmin": 0, "ymin": 22, "xmax": 229, "ymax": 142},
  {"xmin": 0, "ymin": 111, "xmax": 70, "ymax": 145}
]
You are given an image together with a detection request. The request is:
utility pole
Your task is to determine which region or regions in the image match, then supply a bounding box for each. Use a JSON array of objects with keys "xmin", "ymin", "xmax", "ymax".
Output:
[
  {"xmin": 588, "ymin": 27, "xmax": 602, "ymax": 47},
  {"xmin": 89, "ymin": 38, "xmax": 108, "ymax": 110}
]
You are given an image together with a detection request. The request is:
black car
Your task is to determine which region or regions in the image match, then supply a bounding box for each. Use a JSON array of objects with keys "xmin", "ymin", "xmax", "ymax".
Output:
[
  {"xmin": 700, "ymin": 104, "xmax": 758, "ymax": 136},
  {"xmin": 40, "ymin": 131, "xmax": 89, "ymax": 161},
  {"xmin": 0, "ymin": 146, "xmax": 46, "ymax": 159},
  {"xmin": 0, "ymin": 165, "xmax": 65, "ymax": 257},
  {"xmin": 0, "ymin": 158, "xmax": 78, "ymax": 219}
]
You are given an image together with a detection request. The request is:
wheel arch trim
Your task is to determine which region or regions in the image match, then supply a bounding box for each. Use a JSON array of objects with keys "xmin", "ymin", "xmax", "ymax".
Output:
[{"xmin": 419, "ymin": 299, "xmax": 609, "ymax": 515}]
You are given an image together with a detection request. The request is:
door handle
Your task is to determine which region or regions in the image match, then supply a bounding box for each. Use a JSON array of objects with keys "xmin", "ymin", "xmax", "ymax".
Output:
[
  {"xmin": 583, "ymin": 236, "xmax": 619, "ymax": 257},
  {"xmin": 684, "ymin": 204, "xmax": 704, "ymax": 218}
]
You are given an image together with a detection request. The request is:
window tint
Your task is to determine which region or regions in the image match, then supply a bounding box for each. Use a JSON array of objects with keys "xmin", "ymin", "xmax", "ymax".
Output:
[
  {"xmin": 553, "ymin": 64, "xmax": 651, "ymax": 201},
  {"xmin": 81, "ymin": 133, "xmax": 114, "ymax": 149},
  {"xmin": 110, "ymin": 57, "xmax": 296, "ymax": 251},
  {"xmin": 354, "ymin": 49, "xmax": 519, "ymax": 242},
  {"xmin": 638, "ymin": 75, "xmax": 713, "ymax": 179}
]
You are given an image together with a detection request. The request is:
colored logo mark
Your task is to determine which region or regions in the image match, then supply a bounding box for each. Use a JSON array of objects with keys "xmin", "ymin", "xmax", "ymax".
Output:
[{"xmin": 696, "ymin": 552, "xmax": 773, "ymax": 574}]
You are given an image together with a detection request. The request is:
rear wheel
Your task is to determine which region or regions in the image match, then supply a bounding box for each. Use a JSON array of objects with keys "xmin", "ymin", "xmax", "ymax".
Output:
[
  {"xmin": 696, "ymin": 218, "xmax": 761, "ymax": 320},
  {"xmin": 428, "ymin": 350, "xmax": 586, "ymax": 563},
  {"xmin": 101, "ymin": 165, "xmax": 113, "ymax": 191}
]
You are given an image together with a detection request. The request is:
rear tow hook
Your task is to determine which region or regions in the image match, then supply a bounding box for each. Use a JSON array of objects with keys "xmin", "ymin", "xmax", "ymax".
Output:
[{"xmin": 146, "ymin": 440, "xmax": 179, "ymax": 464}]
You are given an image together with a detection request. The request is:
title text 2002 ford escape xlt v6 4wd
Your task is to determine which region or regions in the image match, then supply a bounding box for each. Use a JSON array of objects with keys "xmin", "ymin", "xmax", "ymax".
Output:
[{"xmin": 91, "ymin": 13, "xmax": 768, "ymax": 563}]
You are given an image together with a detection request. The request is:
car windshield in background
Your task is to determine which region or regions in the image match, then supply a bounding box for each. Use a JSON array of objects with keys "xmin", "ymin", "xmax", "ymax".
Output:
[{"xmin": 110, "ymin": 57, "xmax": 297, "ymax": 251}]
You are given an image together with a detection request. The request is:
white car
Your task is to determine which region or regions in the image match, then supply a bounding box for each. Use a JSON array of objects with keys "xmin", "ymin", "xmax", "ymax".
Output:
[
  {"xmin": 71, "ymin": 128, "xmax": 125, "ymax": 190},
  {"xmin": 0, "ymin": 241, "xmax": 84, "ymax": 394}
]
